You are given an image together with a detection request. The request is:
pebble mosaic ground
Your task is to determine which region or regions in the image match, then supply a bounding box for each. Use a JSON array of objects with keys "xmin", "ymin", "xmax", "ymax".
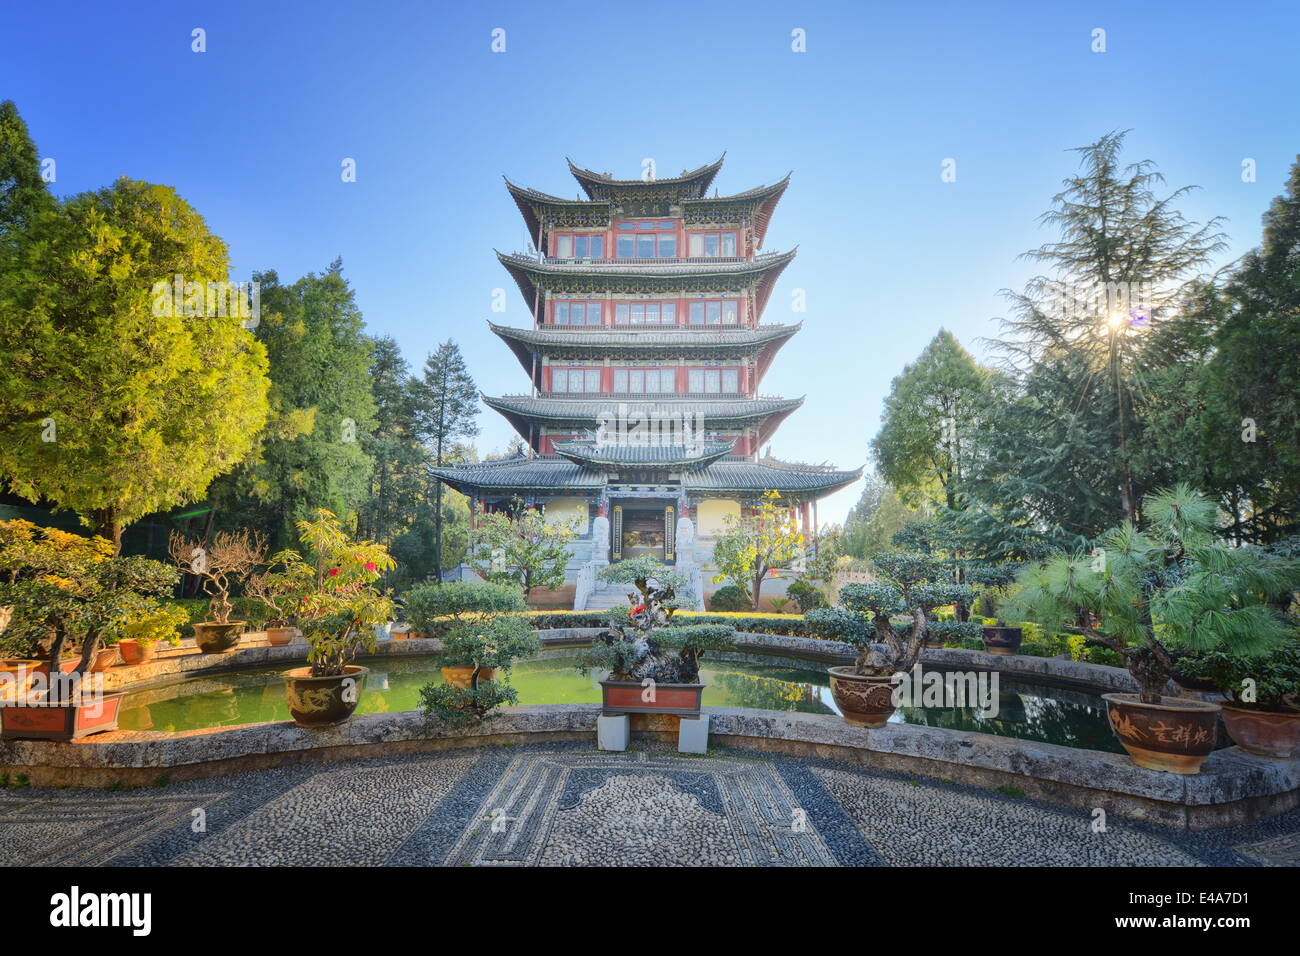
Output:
[{"xmin": 2, "ymin": 741, "xmax": 1298, "ymax": 867}]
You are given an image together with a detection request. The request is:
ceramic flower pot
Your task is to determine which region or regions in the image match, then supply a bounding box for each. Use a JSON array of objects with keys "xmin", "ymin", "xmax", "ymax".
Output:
[
  {"xmin": 827, "ymin": 666, "xmax": 897, "ymax": 728},
  {"xmin": 1219, "ymin": 704, "xmax": 1300, "ymax": 758},
  {"xmin": 117, "ymin": 640, "xmax": 158, "ymax": 665},
  {"xmin": 193, "ymin": 621, "xmax": 244, "ymax": 654},
  {"xmin": 981, "ymin": 626, "xmax": 1023, "ymax": 656},
  {"xmin": 282, "ymin": 665, "xmax": 369, "ymax": 727},
  {"xmin": 599, "ymin": 680, "xmax": 705, "ymax": 718},
  {"xmin": 88, "ymin": 646, "xmax": 120, "ymax": 672},
  {"xmin": 440, "ymin": 665, "xmax": 498, "ymax": 689},
  {"xmin": 265, "ymin": 626, "xmax": 296, "ymax": 647},
  {"xmin": 1102, "ymin": 693, "xmax": 1221, "ymax": 773}
]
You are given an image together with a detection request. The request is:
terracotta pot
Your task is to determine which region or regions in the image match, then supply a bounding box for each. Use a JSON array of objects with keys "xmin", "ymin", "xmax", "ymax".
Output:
[
  {"xmin": 117, "ymin": 640, "xmax": 158, "ymax": 665},
  {"xmin": 0, "ymin": 691, "xmax": 126, "ymax": 741},
  {"xmin": 1220, "ymin": 704, "xmax": 1300, "ymax": 758},
  {"xmin": 1102, "ymin": 693, "xmax": 1221, "ymax": 774},
  {"xmin": 265, "ymin": 626, "xmax": 295, "ymax": 647},
  {"xmin": 440, "ymin": 665, "xmax": 498, "ymax": 689},
  {"xmin": 0, "ymin": 660, "xmax": 41, "ymax": 700},
  {"xmin": 827, "ymin": 666, "xmax": 897, "ymax": 728},
  {"xmin": 981, "ymin": 626, "xmax": 1023, "ymax": 656},
  {"xmin": 282, "ymin": 665, "xmax": 369, "ymax": 727},
  {"xmin": 88, "ymin": 646, "xmax": 120, "ymax": 672},
  {"xmin": 193, "ymin": 621, "xmax": 244, "ymax": 654},
  {"xmin": 600, "ymin": 680, "xmax": 705, "ymax": 718},
  {"xmin": 32, "ymin": 657, "xmax": 81, "ymax": 679}
]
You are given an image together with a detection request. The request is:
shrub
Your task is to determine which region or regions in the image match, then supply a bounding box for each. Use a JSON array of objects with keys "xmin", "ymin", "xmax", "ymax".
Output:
[
  {"xmin": 1176, "ymin": 643, "xmax": 1300, "ymax": 712},
  {"xmin": 786, "ymin": 579, "xmax": 828, "ymax": 613},
  {"xmin": 708, "ymin": 584, "xmax": 750, "ymax": 612},
  {"xmin": 403, "ymin": 580, "xmax": 527, "ymax": 635},
  {"xmin": 419, "ymin": 681, "xmax": 519, "ymax": 728},
  {"xmin": 439, "ymin": 615, "xmax": 540, "ymax": 672}
]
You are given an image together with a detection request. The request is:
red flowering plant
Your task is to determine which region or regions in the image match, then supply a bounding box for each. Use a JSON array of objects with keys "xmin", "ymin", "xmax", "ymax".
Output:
[{"xmin": 258, "ymin": 510, "xmax": 396, "ymax": 677}]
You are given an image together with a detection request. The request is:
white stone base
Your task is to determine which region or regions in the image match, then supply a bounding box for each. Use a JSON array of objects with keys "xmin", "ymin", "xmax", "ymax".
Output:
[
  {"xmin": 678, "ymin": 714, "xmax": 710, "ymax": 754},
  {"xmin": 597, "ymin": 714, "xmax": 630, "ymax": 751}
]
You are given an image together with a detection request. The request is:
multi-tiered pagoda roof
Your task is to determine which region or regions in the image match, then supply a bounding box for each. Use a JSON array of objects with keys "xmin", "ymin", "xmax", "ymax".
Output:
[{"xmin": 430, "ymin": 155, "xmax": 860, "ymax": 503}]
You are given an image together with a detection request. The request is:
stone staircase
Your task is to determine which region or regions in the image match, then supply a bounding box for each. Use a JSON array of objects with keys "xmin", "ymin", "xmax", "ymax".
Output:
[{"xmin": 581, "ymin": 580, "xmax": 635, "ymax": 612}]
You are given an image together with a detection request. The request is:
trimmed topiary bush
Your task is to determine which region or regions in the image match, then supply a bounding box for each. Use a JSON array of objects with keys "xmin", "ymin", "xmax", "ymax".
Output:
[
  {"xmin": 708, "ymin": 583, "xmax": 750, "ymax": 612},
  {"xmin": 403, "ymin": 580, "xmax": 527, "ymax": 635},
  {"xmin": 786, "ymin": 578, "xmax": 828, "ymax": 613}
]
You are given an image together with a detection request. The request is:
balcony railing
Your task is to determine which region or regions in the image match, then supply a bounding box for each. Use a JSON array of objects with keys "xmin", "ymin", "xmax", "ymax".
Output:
[
  {"xmin": 536, "ymin": 392, "xmax": 752, "ymax": 401},
  {"xmin": 508, "ymin": 250, "xmax": 788, "ymax": 268}
]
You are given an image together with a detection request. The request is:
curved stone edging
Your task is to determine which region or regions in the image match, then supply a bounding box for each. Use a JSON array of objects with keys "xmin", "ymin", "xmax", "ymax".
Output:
[{"xmin": 1, "ymin": 704, "xmax": 1295, "ymax": 829}]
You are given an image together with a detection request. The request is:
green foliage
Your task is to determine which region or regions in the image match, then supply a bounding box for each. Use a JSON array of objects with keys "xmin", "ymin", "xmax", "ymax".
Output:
[
  {"xmin": 1175, "ymin": 642, "xmax": 1300, "ymax": 712},
  {"xmin": 0, "ymin": 177, "xmax": 270, "ymax": 547},
  {"xmin": 419, "ymin": 680, "xmax": 518, "ymax": 728},
  {"xmin": 0, "ymin": 519, "xmax": 177, "ymax": 668},
  {"xmin": 871, "ymin": 330, "xmax": 992, "ymax": 509},
  {"xmin": 472, "ymin": 499, "xmax": 576, "ymax": 597},
  {"xmin": 710, "ymin": 490, "xmax": 804, "ymax": 609},
  {"xmin": 1007, "ymin": 485, "xmax": 1300, "ymax": 702},
  {"xmin": 417, "ymin": 339, "xmax": 480, "ymax": 579},
  {"xmin": 438, "ymin": 614, "xmax": 540, "ymax": 671},
  {"xmin": 207, "ymin": 261, "xmax": 375, "ymax": 551},
  {"xmin": 786, "ymin": 578, "xmax": 828, "ymax": 612},
  {"xmin": 0, "ymin": 100, "xmax": 53, "ymax": 237},
  {"xmin": 402, "ymin": 580, "xmax": 527, "ymax": 635},
  {"xmin": 264, "ymin": 509, "xmax": 396, "ymax": 677},
  {"xmin": 575, "ymin": 622, "xmax": 735, "ymax": 681},
  {"xmin": 707, "ymin": 583, "xmax": 750, "ymax": 612}
]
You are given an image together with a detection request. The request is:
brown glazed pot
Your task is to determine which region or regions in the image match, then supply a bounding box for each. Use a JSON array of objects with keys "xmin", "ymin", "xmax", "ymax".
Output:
[
  {"xmin": 265, "ymin": 626, "xmax": 296, "ymax": 647},
  {"xmin": 827, "ymin": 666, "xmax": 897, "ymax": 728},
  {"xmin": 1220, "ymin": 704, "xmax": 1300, "ymax": 758},
  {"xmin": 1102, "ymin": 693, "xmax": 1221, "ymax": 773},
  {"xmin": 440, "ymin": 665, "xmax": 498, "ymax": 689},
  {"xmin": 981, "ymin": 626, "xmax": 1023, "ymax": 656},
  {"xmin": 282, "ymin": 665, "xmax": 369, "ymax": 727},
  {"xmin": 193, "ymin": 621, "xmax": 244, "ymax": 654},
  {"xmin": 117, "ymin": 640, "xmax": 158, "ymax": 665}
]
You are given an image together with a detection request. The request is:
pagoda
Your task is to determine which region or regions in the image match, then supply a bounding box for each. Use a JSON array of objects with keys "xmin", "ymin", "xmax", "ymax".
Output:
[{"xmin": 430, "ymin": 155, "xmax": 861, "ymax": 609}]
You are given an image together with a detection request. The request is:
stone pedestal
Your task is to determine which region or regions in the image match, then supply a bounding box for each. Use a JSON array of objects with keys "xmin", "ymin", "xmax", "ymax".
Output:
[
  {"xmin": 678, "ymin": 714, "xmax": 710, "ymax": 754},
  {"xmin": 597, "ymin": 714, "xmax": 629, "ymax": 751}
]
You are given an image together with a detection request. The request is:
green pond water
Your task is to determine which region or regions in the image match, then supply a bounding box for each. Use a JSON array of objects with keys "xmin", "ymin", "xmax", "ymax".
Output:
[{"xmin": 117, "ymin": 655, "xmax": 1131, "ymax": 753}]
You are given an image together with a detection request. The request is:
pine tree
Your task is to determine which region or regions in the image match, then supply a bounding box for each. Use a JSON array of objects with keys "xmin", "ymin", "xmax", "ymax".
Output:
[
  {"xmin": 416, "ymin": 341, "xmax": 479, "ymax": 581},
  {"xmin": 0, "ymin": 100, "xmax": 53, "ymax": 237}
]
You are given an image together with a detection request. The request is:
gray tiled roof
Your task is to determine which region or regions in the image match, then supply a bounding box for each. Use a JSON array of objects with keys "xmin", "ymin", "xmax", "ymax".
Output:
[
  {"xmin": 427, "ymin": 455, "xmax": 862, "ymax": 496},
  {"xmin": 488, "ymin": 322, "xmax": 801, "ymax": 351},
  {"xmin": 552, "ymin": 439, "xmax": 734, "ymax": 469},
  {"xmin": 482, "ymin": 394, "xmax": 804, "ymax": 423}
]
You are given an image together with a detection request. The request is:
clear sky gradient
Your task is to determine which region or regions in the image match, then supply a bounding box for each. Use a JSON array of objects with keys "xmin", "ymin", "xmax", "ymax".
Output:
[{"xmin": 3, "ymin": 0, "xmax": 1297, "ymax": 525}]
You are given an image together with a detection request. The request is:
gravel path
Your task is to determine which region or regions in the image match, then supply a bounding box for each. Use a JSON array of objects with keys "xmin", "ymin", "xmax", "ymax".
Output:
[{"xmin": 0, "ymin": 741, "xmax": 1296, "ymax": 867}]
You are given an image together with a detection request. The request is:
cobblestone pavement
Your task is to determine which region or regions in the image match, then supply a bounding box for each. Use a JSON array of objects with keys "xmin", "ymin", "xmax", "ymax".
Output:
[{"xmin": 1, "ymin": 742, "xmax": 1296, "ymax": 867}]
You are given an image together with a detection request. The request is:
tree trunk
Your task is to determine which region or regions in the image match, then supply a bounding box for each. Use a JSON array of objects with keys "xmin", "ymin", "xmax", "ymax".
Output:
[{"xmin": 91, "ymin": 507, "xmax": 123, "ymax": 554}]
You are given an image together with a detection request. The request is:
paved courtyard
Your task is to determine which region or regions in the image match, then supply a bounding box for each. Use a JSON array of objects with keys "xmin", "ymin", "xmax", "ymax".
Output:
[{"xmin": 1, "ymin": 742, "xmax": 1297, "ymax": 867}]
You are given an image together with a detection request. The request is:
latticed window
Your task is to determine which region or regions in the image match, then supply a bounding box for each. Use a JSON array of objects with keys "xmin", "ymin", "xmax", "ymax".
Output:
[
  {"xmin": 614, "ymin": 301, "xmax": 676, "ymax": 325},
  {"xmin": 688, "ymin": 299, "xmax": 738, "ymax": 325},
  {"xmin": 613, "ymin": 368, "xmax": 676, "ymax": 394},
  {"xmin": 687, "ymin": 368, "xmax": 740, "ymax": 394},
  {"xmin": 554, "ymin": 233, "xmax": 604, "ymax": 258},
  {"xmin": 551, "ymin": 368, "xmax": 601, "ymax": 393},
  {"xmin": 687, "ymin": 231, "xmax": 736, "ymax": 257},
  {"xmin": 553, "ymin": 301, "xmax": 602, "ymax": 325}
]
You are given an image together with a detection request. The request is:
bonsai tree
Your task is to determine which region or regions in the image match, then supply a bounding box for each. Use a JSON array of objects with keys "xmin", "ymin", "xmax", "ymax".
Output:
[
  {"xmin": 471, "ymin": 498, "xmax": 577, "ymax": 599},
  {"xmin": 710, "ymin": 490, "xmax": 804, "ymax": 610},
  {"xmin": 403, "ymin": 580, "xmax": 527, "ymax": 637},
  {"xmin": 1007, "ymin": 485, "xmax": 1300, "ymax": 704},
  {"xmin": 1176, "ymin": 642, "xmax": 1300, "ymax": 714},
  {"xmin": 577, "ymin": 556, "xmax": 734, "ymax": 684},
  {"xmin": 265, "ymin": 510, "xmax": 396, "ymax": 677},
  {"xmin": 419, "ymin": 613, "xmax": 539, "ymax": 727},
  {"xmin": 114, "ymin": 604, "xmax": 188, "ymax": 653},
  {"xmin": 807, "ymin": 548, "xmax": 981, "ymax": 675},
  {"xmin": 0, "ymin": 519, "xmax": 177, "ymax": 675},
  {"xmin": 168, "ymin": 529, "xmax": 267, "ymax": 624}
]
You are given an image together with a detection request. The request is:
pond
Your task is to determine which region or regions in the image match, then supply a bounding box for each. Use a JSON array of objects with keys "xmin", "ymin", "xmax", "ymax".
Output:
[{"xmin": 116, "ymin": 654, "xmax": 1137, "ymax": 753}]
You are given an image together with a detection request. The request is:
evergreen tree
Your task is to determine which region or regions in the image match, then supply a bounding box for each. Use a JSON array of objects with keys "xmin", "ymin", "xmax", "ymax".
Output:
[
  {"xmin": 0, "ymin": 178, "xmax": 270, "ymax": 550},
  {"xmin": 416, "ymin": 340, "xmax": 479, "ymax": 580},
  {"xmin": 0, "ymin": 100, "xmax": 53, "ymax": 237}
]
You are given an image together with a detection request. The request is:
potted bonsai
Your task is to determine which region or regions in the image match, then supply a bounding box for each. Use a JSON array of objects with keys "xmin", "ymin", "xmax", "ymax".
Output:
[
  {"xmin": 0, "ymin": 520, "xmax": 177, "ymax": 740},
  {"xmin": 271, "ymin": 510, "xmax": 395, "ymax": 727},
  {"xmin": 575, "ymin": 556, "xmax": 734, "ymax": 717},
  {"xmin": 116, "ymin": 604, "xmax": 188, "ymax": 665},
  {"xmin": 1008, "ymin": 485, "xmax": 1300, "ymax": 774},
  {"xmin": 403, "ymin": 579, "xmax": 528, "ymax": 675},
  {"xmin": 418, "ymin": 614, "xmax": 539, "ymax": 724},
  {"xmin": 247, "ymin": 562, "xmax": 304, "ymax": 647},
  {"xmin": 168, "ymin": 529, "xmax": 267, "ymax": 653},
  {"xmin": 1177, "ymin": 643, "xmax": 1300, "ymax": 758},
  {"xmin": 809, "ymin": 549, "xmax": 980, "ymax": 727}
]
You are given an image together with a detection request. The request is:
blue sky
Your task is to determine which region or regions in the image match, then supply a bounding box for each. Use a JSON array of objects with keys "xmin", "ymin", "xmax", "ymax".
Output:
[{"xmin": 3, "ymin": 0, "xmax": 1297, "ymax": 525}]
